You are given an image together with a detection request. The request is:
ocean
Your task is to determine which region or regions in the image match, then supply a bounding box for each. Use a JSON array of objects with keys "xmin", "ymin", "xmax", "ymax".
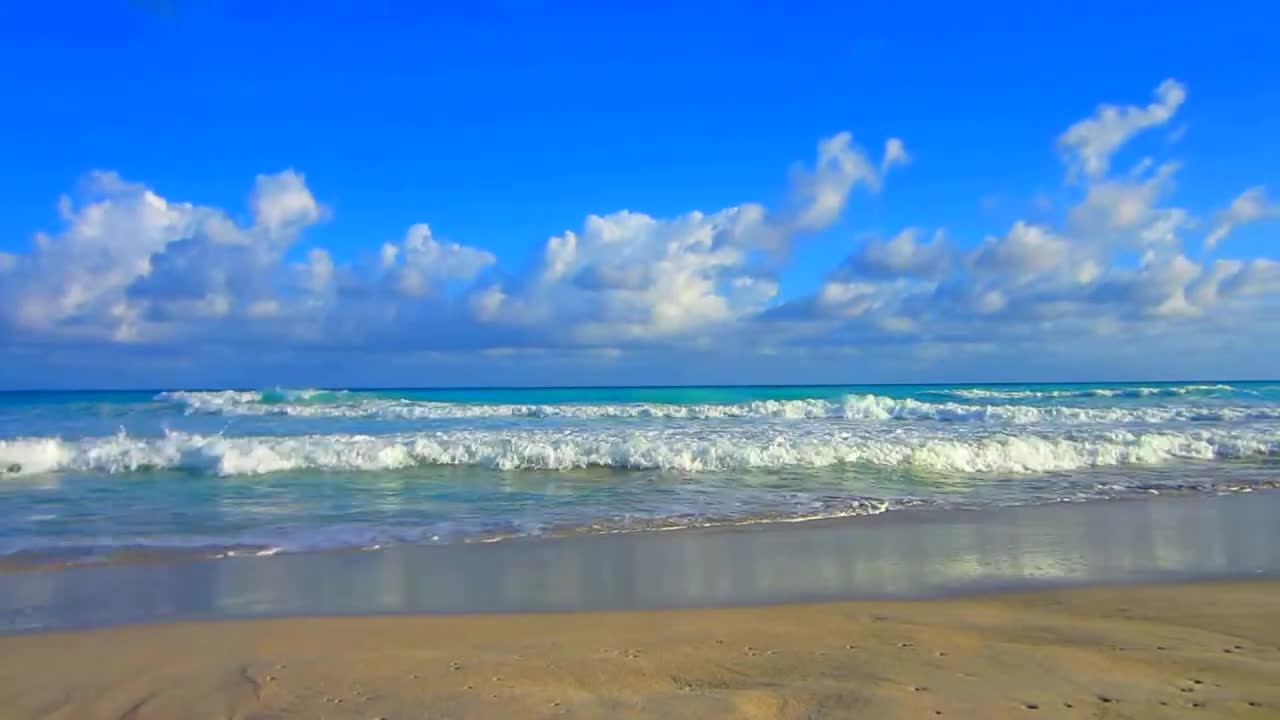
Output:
[{"xmin": 1, "ymin": 382, "xmax": 1278, "ymax": 569}]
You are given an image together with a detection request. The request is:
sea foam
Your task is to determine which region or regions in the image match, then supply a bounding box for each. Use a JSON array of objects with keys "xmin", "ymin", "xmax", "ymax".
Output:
[
  {"xmin": 154, "ymin": 390, "xmax": 1280, "ymax": 425},
  {"xmin": 3, "ymin": 426, "xmax": 1277, "ymax": 477}
]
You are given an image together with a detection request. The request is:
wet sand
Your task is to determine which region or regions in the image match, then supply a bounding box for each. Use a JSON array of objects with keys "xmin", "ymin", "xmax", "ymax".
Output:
[
  {"xmin": 2, "ymin": 492, "xmax": 1279, "ymax": 718},
  {"xmin": 1, "ymin": 580, "xmax": 1277, "ymax": 719},
  {"xmin": 5, "ymin": 491, "xmax": 1280, "ymax": 632}
]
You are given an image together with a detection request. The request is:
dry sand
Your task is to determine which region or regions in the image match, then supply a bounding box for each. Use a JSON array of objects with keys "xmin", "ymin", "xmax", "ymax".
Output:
[{"xmin": 1, "ymin": 580, "xmax": 1276, "ymax": 720}]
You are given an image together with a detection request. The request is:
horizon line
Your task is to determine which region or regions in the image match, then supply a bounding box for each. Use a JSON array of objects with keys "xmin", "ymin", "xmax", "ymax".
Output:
[{"xmin": 0, "ymin": 378, "xmax": 1274, "ymax": 394}]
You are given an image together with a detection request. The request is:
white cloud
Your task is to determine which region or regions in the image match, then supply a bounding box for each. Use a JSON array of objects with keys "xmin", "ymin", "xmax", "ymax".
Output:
[
  {"xmin": 296, "ymin": 247, "xmax": 334, "ymax": 294},
  {"xmin": 1218, "ymin": 257, "xmax": 1280, "ymax": 296},
  {"xmin": 844, "ymin": 228, "xmax": 951, "ymax": 280},
  {"xmin": 382, "ymin": 223, "xmax": 495, "ymax": 297},
  {"xmin": 466, "ymin": 132, "xmax": 888, "ymax": 344},
  {"xmin": 969, "ymin": 221, "xmax": 1070, "ymax": 278},
  {"xmin": 467, "ymin": 284, "xmax": 508, "ymax": 322},
  {"xmin": 815, "ymin": 280, "xmax": 886, "ymax": 316},
  {"xmin": 1068, "ymin": 162, "xmax": 1175, "ymax": 232},
  {"xmin": 787, "ymin": 132, "xmax": 883, "ymax": 231},
  {"xmin": 4, "ymin": 81, "xmax": 1280, "ymax": 384},
  {"xmin": 1058, "ymin": 79, "xmax": 1186, "ymax": 180},
  {"xmin": 0, "ymin": 170, "xmax": 489, "ymax": 345},
  {"xmin": 249, "ymin": 170, "xmax": 325, "ymax": 239},
  {"xmin": 475, "ymin": 207, "xmax": 757, "ymax": 341},
  {"xmin": 1066, "ymin": 161, "xmax": 1192, "ymax": 253},
  {"xmin": 0, "ymin": 129, "xmax": 895, "ymax": 355},
  {"xmin": 880, "ymin": 138, "xmax": 909, "ymax": 174},
  {"xmin": 1, "ymin": 171, "xmax": 237, "ymax": 334},
  {"xmin": 1092, "ymin": 253, "xmax": 1202, "ymax": 318},
  {"xmin": 1205, "ymin": 186, "xmax": 1279, "ymax": 250},
  {"xmin": 1187, "ymin": 258, "xmax": 1244, "ymax": 307}
]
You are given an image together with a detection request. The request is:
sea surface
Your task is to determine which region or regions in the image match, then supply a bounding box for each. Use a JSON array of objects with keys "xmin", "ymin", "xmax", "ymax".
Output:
[{"xmin": 1, "ymin": 382, "xmax": 1278, "ymax": 569}]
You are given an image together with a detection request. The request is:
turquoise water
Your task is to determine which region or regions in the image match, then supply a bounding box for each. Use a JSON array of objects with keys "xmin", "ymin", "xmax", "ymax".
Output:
[{"xmin": 1, "ymin": 382, "xmax": 1278, "ymax": 567}]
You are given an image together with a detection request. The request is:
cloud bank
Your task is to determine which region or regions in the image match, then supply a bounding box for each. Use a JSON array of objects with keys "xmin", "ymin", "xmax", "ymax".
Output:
[{"xmin": 2, "ymin": 80, "xmax": 1278, "ymax": 386}]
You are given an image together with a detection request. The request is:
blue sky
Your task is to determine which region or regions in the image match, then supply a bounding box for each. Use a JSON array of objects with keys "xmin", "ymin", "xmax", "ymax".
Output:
[{"xmin": 2, "ymin": 1, "xmax": 1278, "ymax": 388}]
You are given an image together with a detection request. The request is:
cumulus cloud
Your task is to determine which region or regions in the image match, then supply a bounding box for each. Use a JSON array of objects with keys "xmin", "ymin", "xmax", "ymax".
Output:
[
  {"xmin": 380, "ymin": 224, "xmax": 496, "ymax": 297},
  {"xmin": 969, "ymin": 221, "xmax": 1070, "ymax": 278},
  {"xmin": 843, "ymin": 228, "xmax": 951, "ymax": 280},
  {"xmin": 250, "ymin": 170, "xmax": 325, "ymax": 238},
  {"xmin": 1067, "ymin": 161, "xmax": 1183, "ymax": 242},
  {"xmin": 1057, "ymin": 79, "xmax": 1186, "ymax": 180},
  {"xmin": 0, "ymin": 131, "xmax": 893, "ymax": 354},
  {"xmin": 3, "ymin": 79, "xmax": 1280, "ymax": 383},
  {"xmin": 0, "ymin": 170, "xmax": 292, "ymax": 338},
  {"xmin": 463, "ymin": 132, "xmax": 889, "ymax": 345},
  {"xmin": 761, "ymin": 78, "xmax": 1278, "ymax": 365}
]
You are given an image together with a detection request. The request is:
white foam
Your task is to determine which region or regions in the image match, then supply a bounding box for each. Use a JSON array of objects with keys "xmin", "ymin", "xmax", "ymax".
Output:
[
  {"xmin": 154, "ymin": 390, "xmax": 1280, "ymax": 425},
  {"xmin": 0, "ymin": 438, "xmax": 68, "ymax": 476},
  {"xmin": 938, "ymin": 384, "xmax": 1239, "ymax": 400},
  {"xmin": 3, "ymin": 426, "xmax": 1276, "ymax": 477}
]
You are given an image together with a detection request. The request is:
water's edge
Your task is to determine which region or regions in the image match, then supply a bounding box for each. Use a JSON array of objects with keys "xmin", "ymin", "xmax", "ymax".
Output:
[{"xmin": 3, "ymin": 490, "xmax": 1277, "ymax": 633}]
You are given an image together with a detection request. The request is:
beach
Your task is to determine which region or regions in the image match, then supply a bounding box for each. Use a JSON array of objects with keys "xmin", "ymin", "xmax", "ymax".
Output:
[
  {"xmin": 3, "ymin": 384, "xmax": 1279, "ymax": 717},
  {"xmin": 5, "ymin": 8, "xmax": 1280, "ymax": 716},
  {"xmin": 2, "ymin": 491, "xmax": 1280, "ymax": 718},
  {"xmin": 2, "ymin": 580, "xmax": 1277, "ymax": 719}
]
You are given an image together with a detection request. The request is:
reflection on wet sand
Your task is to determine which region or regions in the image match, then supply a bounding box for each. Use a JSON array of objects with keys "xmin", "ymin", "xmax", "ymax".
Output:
[{"xmin": 2, "ymin": 491, "xmax": 1278, "ymax": 631}]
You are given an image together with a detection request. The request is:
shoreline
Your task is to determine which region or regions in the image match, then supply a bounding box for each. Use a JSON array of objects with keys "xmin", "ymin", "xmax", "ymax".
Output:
[
  {"xmin": 7, "ymin": 485, "xmax": 1275, "ymax": 576},
  {"xmin": 4, "ymin": 489, "xmax": 1280, "ymax": 633},
  {"xmin": 2, "ymin": 580, "xmax": 1276, "ymax": 718}
]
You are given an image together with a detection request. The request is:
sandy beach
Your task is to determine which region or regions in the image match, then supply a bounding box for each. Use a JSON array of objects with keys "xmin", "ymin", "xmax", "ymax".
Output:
[
  {"xmin": 2, "ymin": 492, "xmax": 1279, "ymax": 718},
  {"xmin": 5, "ymin": 4, "xmax": 1280, "ymax": 717},
  {"xmin": 0, "ymin": 580, "xmax": 1275, "ymax": 719}
]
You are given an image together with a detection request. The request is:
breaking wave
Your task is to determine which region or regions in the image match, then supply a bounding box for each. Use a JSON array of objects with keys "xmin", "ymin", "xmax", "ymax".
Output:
[
  {"xmin": 4, "ymin": 426, "xmax": 1278, "ymax": 477},
  {"xmin": 154, "ymin": 390, "xmax": 1280, "ymax": 425},
  {"xmin": 934, "ymin": 384, "xmax": 1240, "ymax": 401}
]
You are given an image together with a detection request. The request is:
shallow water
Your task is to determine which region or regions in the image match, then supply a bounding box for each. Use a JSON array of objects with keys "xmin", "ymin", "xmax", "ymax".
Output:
[
  {"xmin": 1, "ymin": 382, "xmax": 1278, "ymax": 565},
  {"xmin": 3, "ymin": 492, "xmax": 1278, "ymax": 631}
]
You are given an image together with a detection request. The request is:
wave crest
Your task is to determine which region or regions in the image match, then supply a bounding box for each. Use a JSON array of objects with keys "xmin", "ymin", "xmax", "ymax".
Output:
[
  {"xmin": 153, "ymin": 390, "xmax": 1279, "ymax": 425},
  {"xmin": 935, "ymin": 384, "xmax": 1240, "ymax": 400},
  {"xmin": 4, "ymin": 427, "xmax": 1276, "ymax": 477}
]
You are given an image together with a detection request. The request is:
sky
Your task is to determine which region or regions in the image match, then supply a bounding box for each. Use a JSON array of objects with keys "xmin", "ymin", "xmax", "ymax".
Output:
[{"xmin": 1, "ymin": 1, "xmax": 1279, "ymax": 389}]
